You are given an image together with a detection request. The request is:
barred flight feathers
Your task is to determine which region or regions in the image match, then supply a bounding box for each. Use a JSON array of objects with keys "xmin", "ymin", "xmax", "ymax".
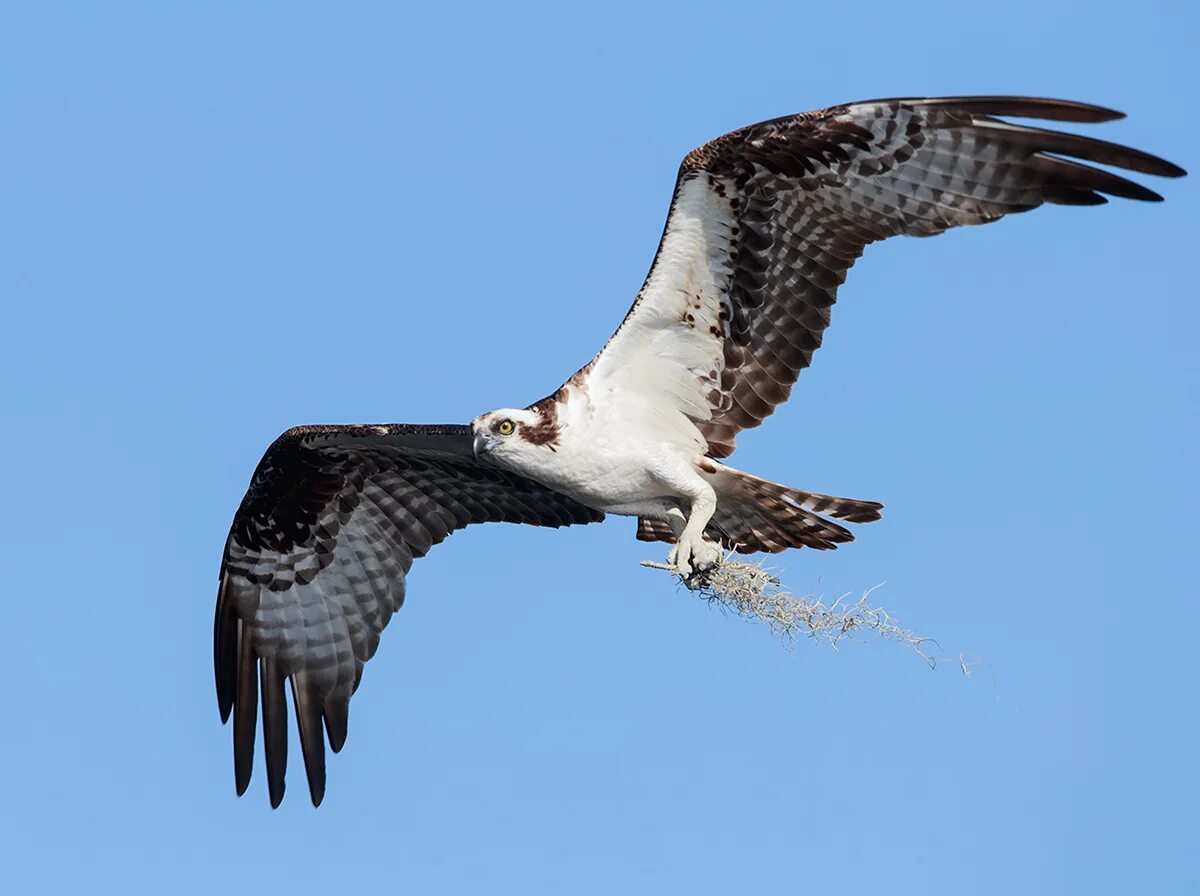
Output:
[
  {"xmin": 636, "ymin": 461, "xmax": 884, "ymax": 554},
  {"xmin": 214, "ymin": 424, "xmax": 603, "ymax": 806},
  {"xmin": 581, "ymin": 96, "xmax": 1185, "ymax": 458}
]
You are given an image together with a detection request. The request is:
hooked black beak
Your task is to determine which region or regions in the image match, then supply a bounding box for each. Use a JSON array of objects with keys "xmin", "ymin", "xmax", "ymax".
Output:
[{"xmin": 473, "ymin": 430, "xmax": 495, "ymax": 459}]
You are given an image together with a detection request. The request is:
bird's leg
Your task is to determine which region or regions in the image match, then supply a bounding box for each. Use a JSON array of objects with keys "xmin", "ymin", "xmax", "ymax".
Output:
[
  {"xmin": 664, "ymin": 506, "xmax": 688, "ymax": 539},
  {"xmin": 665, "ymin": 482, "xmax": 722, "ymax": 577}
]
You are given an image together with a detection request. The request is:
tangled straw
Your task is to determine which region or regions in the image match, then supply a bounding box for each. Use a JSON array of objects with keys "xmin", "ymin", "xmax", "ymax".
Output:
[{"xmin": 642, "ymin": 553, "xmax": 940, "ymax": 667}]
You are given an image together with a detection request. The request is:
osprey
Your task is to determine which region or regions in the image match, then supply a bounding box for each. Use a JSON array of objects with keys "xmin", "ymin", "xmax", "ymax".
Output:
[{"xmin": 215, "ymin": 96, "xmax": 1183, "ymax": 806}]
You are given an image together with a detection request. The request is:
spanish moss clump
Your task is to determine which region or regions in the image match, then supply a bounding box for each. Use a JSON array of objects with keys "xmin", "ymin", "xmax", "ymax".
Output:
[{"xmin": 642, "ymin": 554, "xmax": 936, "ymax": 666}]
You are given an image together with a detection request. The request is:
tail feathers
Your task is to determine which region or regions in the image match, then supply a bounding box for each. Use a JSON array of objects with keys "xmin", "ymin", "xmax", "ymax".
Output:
[
  {"xmin": 636, "ymin": 461, "xmax": 883, "ymax": 555},
  {"xmin": 636, "ymin": 502, "xmax": 859, "ymax": 554},
  {"xmin": 780, "ymin": 488, "xmax": 883, "ymax": 525},
  {"xmin": 636, "ymin": 518, "xmax": 677, "ymax": 544},
  {"xmin": 709, "ymin": 491, "xmax": 864, "ymax": 553}
]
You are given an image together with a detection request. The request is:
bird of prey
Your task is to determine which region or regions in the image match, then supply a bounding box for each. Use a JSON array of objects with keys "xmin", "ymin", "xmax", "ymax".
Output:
[{"xmin": 215, "ymin": 95, "xmax": 1183, "ymax": 806}]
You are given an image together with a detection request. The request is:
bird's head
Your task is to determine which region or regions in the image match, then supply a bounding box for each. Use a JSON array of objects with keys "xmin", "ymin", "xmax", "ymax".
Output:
[{"xmin": 471, "ymin": 404, "xmax": 562, "ymax": 470}]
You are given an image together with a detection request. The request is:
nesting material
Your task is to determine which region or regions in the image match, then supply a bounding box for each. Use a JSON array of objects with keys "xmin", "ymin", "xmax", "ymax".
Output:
[{"xmin": 642, "ymin": 554, "xmax": 936, "ymax": 665}]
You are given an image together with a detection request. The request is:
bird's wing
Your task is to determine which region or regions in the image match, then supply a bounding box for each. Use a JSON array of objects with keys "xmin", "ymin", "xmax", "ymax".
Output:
[
  {"xmin": 578, "ymin": 96, "xmax": 1184, "ymax": 457},
  {"xmin": 214, "ymin": 423, "xmax": 603, "ymax": 807}
]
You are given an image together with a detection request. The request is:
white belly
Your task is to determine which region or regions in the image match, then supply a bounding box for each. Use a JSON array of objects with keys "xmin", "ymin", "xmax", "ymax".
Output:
[
  {"xmin": 519, "ymin": 391, "xmax": 702, "ymax": 518},
  {"xmin": 529, "ymin": 436, "xmax": 673, "ymax": 516}
]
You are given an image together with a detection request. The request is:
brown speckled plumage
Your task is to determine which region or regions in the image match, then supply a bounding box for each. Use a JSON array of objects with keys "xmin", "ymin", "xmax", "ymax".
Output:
[
  {"xmin": 592, "ymin": 96, "xmax": 1184, "ymax": 457},
  {"xmin": 215, "ymin": 424, "xmax": 601, "ymax": 806}
]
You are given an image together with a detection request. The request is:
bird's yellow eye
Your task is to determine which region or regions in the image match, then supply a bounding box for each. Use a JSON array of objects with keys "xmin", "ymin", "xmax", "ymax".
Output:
[{"xmin": 496, "ymin": 419, "xmax": 515, "ymax": 436}]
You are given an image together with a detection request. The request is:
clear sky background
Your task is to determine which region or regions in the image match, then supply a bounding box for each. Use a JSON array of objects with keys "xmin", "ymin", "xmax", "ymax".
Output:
[{"xmin": 2, "ymin": 2, "xmax": 1196, "ymax": 893}]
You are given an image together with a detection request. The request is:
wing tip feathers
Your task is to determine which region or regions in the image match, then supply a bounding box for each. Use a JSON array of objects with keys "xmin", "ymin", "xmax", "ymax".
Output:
[{"xmin": 291, "ymin": 673, "xmax": 328, "ymax": 809}]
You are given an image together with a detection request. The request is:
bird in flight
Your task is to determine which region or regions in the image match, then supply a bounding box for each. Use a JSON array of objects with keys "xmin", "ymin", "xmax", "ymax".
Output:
[{"xmin": 215, "ymin": 96, "xmax": 1183, "ymax": 806}]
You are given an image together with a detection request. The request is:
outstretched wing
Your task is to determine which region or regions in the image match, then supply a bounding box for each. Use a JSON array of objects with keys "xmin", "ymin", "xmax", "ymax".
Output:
[
  {"xmin": 214, "ymin": 423, "xmax": 603, "ymax": 807},
  {"xmin": 579, "ymin": 96, "xmax": 1185, "ymax": 457}
]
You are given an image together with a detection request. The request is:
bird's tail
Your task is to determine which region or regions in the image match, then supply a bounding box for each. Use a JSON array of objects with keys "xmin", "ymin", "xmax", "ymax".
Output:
[{"xmin": 636, "ymin": 459, "xmax": 883, "ymax": 554}]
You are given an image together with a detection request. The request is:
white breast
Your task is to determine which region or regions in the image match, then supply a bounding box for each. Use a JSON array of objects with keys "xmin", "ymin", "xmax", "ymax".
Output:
[{"xmin": 529, "ymin": 384, "xmax": 701, "ymax": 517}]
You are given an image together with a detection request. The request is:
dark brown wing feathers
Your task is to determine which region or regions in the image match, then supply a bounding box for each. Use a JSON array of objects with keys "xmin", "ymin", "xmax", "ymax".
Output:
[
  {"xmin": 260, "ymin": 658, "xmax": 288, "ymax": 807},
  {"xmin": 215, "ymin": 424, "xmax": 602, "ymax": 806},
  {"xmin": 232, "ymin": 621, "xmax": 257, "ymax": 795},
  {"xmin": 670, "ymin": 96, "xmax": 1183, "ymax": 457}
]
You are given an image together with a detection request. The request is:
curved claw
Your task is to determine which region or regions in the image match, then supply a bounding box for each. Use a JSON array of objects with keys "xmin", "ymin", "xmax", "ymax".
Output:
[{"xmin": 668, "ymin": 536, "xmax": 722, "ymax": 577}]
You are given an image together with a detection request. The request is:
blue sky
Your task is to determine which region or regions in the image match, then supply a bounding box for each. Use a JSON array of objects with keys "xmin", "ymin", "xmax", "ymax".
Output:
[{"xmin": 2, "ymin": 2, "xmax": 1195, "ymax": 892}]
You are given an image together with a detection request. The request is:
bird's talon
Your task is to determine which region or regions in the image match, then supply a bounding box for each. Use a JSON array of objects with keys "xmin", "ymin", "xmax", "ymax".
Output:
[{"xmin": 668, "ymin": 535, "xmax": 720, "ymax": 581}]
